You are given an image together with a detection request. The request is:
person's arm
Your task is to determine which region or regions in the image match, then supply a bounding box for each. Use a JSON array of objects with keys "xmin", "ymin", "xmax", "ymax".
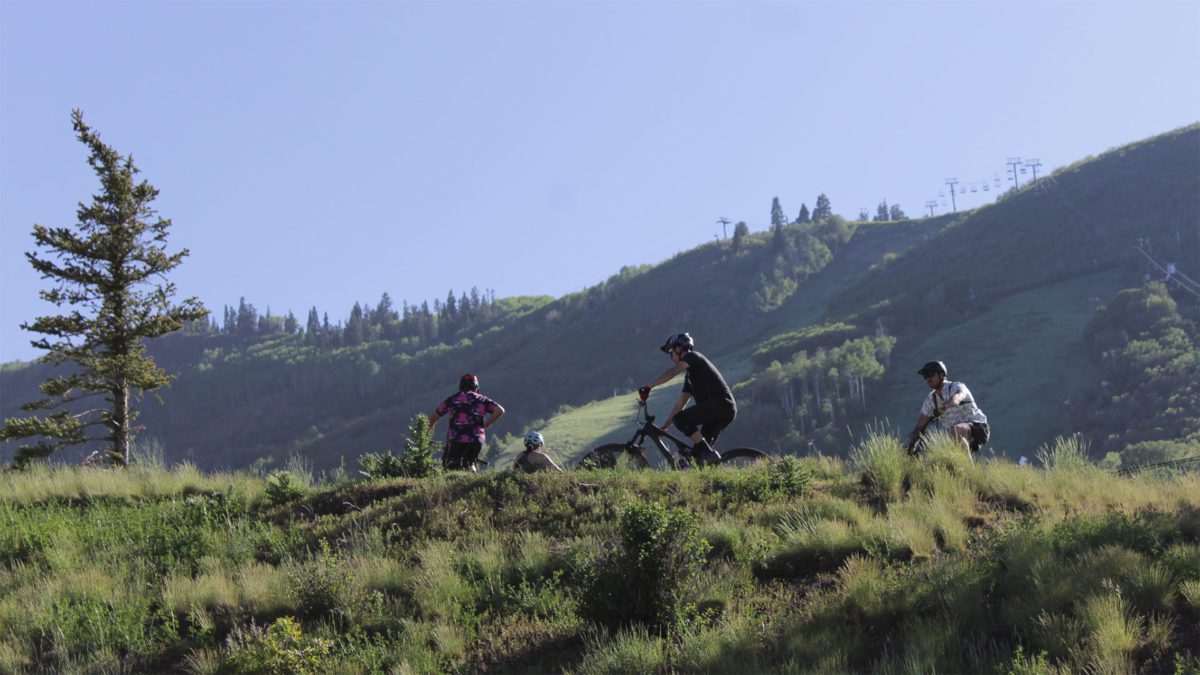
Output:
[
  {"xmin": 663, "ymin": 391, "xmax": 692, "ymax": 431},
  {"xmin": 945, "ymin": 383, "xmax": 970, "ymax": 408},
  {"xmin": 643, "ymin": 360, "xmax": 688, "ymax": 391},
  {"xmin": 428, "ymin": 410, "xmax": 443, "ymax": 429},
  {"xmin": 910, "ymin": 413, "xmax": 931, "ymax": 439},
  {"xmin": 483, "ymin": 403, "xmax": 505, "ymax": 429}
]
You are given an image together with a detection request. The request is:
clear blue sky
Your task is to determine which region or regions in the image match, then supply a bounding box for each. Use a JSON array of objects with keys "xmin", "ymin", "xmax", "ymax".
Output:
[{"xmin": 2, "ymin": 0, "xmax": 1197, "ymax": 363}]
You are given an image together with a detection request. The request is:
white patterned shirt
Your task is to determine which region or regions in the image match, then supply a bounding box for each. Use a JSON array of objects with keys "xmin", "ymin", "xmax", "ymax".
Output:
[{"xmin": 920, "ymin": 381, "xmax": 987, "ymax": 428}]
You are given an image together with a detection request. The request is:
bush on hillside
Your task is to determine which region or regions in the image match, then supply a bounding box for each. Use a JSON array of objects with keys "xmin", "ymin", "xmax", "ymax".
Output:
[
  {"xmin": 580, "ymin": 502, "xmax": 711, "ymax": 633},
  {"xmin": 358, "ymin": 414, "xmax": 439, "ymax": 479},
  {"xmin": 223, "ymin": 616, "xmax": 332, "ymax": 674}
]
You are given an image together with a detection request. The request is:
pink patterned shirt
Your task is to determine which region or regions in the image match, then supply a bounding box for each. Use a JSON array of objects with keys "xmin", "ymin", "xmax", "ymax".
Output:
[{"xmin": 435, "ymin": 391, "xmax": 499, "ymax": 443}]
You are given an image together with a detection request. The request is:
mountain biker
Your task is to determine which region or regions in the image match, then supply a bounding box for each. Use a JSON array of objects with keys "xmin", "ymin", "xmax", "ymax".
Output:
[
  {"xmin": 639, "ymin": 332, "xmax": 735, "ymax": 465},
  {"xmin": 429, "ymin": 373, "xmax": 505, "ymax": 472},
  {"xmin": 907, "ymin": 361, "xmax": 989, "ymax": 456},
  {"xmin": 513, "ymin": 431, "xmax": 564, "ymax": 473}
]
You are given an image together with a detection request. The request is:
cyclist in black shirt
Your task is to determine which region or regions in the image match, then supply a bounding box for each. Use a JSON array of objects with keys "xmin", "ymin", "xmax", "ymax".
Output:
[{"xmin": 640, "ymin": 332, "xmax": 736, "ymax": 465}]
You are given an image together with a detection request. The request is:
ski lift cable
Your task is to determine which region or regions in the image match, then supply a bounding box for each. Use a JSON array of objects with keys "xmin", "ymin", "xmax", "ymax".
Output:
[{"xmin": 1133, "ymin": 246, "xmax": 1200, "ymax": 299}]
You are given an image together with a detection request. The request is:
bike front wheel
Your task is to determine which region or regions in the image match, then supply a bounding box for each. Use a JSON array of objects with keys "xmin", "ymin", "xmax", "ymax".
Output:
[
  {"xmin": 715, "ymin": 447, "xmax": 772, "ymax": 468},
  {"xmin": 578, "ymin": 443, "xmax": 651, "ymax": 470}
]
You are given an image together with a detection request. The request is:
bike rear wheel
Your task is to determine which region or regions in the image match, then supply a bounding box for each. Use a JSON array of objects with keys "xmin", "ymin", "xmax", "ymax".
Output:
[
  {"xmin": 578, "ymin": 443, "xmax": 651, "ymax": 470},
  {"xmin": 716, "ymin": 447, "xmax": 772, "ymax": 468}
]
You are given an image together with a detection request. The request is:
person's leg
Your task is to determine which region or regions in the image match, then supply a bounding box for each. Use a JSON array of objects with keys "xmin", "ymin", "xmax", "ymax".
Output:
[
  {"xmin": 672, "ymin": 407, "xmax": 703, "ymax": 446},
  {"xmin": 948, "ymin": 423, "xmax": 973, "ymax": 459},
  {"xmin": 463, "ymin": 441, "xmax": 482, "ymax": 473},
  {"xmin": 691, "ymin": 401, "xmax": 734, "ymax": 464},
  {"xmin": 443, "ymin": 442, "xmax": 463, "ymax": 470}
]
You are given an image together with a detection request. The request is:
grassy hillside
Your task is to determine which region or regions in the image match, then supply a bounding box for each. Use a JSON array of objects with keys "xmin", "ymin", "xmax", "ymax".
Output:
[
  {"xmin": 2, "ymin": 124, "xmax": 1197, "ymax": 471},
  {"xmin": 2, "ymin": 442, "xmax": 1198, "ymax": 673}
]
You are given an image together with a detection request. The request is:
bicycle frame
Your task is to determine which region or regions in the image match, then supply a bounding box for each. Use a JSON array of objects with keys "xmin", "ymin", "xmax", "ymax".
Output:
[{"xmin": 626, "ymin": 398, "xmax": 694, "ymax": 469}]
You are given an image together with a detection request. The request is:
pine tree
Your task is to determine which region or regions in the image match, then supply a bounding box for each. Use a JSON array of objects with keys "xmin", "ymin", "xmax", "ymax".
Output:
[
  {"xmin": 875, "ymin": 200, "xmax": 890, "ymax": 222},
  {"xmin": 857, "ymin": 208, "xmax": 870, "ymax": 222},
  {"xmin": 284, "ymin": 311, "xmax": 299, "ymax": 335},
  {"xmin": 731, "ymin": 221, "xmax": 749, "ymax": 252},
  {"xmin": 770, "ymin": 196, "xmax": 786, "ymax": 228},
  {"xmin": 0, "ymin": 110, "xmax": 206, "ymax": 466},
  {"xmin": 305, "ymin": 307, "xmax": 321, "ymax": 345},
  {"xmin": 400, "ymin": 414, "xmax": 438, "ymax": 478},
  {"xmin": 797, "ymin": 203, "xmax": 810, "ymax": 224},
  {"xmin": 812, "ymin": 193, "xmax": 833, "ymax": 221},
  {"xmin": 236, "ymin": 297, "xmax": 258, "ymax": 335},
  {"xmin": 889, "ymin": 204, "xmax": 906, "ymax": 221},
  {"xmin": 345, "ymin": 302, "xmax": 365, "ymax": 346}
]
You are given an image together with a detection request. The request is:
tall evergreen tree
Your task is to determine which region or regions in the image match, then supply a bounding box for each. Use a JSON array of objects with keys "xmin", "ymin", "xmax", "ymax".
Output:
[
  {"xmin": 797, "ymin": 203, "xmax": 810, "ymax": 224},
  {"xmin": 731, "ymin": 221, "xmax": 749, "ymax": 252},
  {"xmin": 812, "ymin": 193, "xmax": 833, "ymax": 221},
  {"xmin": 889, "ymin": 203, "xmax": 907, "ymax": 221},
  {"xmin": 770, "ymin": 196, "xmax": 786, "ymax": 228},
  {"xmin": 0, "ymin": 110, "xmax": 206, "ymax": 466},
  {"xmin": 305, "ymin": 307, "xmax": 321, "ymax": 345},
  {"xmin": 284, "ymin": 310, "xmax": 299, "ymax": 335},
  {"xmin": 857, "ymin": 208, "xmax": 870, "ymax": 222},
  {"xmin": 374, "ymin": 293, "xmax": 396, "ymax": 327},
  {"xmin": 236, "ymin": 297, "xmax": 258, "ymax": 335},
  {"xmin": 345, "ymin": 302, "xmax": 366, "ymax": 346},
  {"xmin": 875, "ymin": 201, "xmax": 890, "ymax": 222}
]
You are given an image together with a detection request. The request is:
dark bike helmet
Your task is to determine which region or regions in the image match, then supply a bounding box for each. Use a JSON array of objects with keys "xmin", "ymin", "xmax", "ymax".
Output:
[
  {"xmin": 660, "ymin": 332, "xmax": 694, "ymax": 353},
  {"xmin": 917, "ymin": 361, "xmax": 947, "ymax": 377},
  {"xmin": 459, "ymin": 373, "xmax": 480, "ymax": 391}
]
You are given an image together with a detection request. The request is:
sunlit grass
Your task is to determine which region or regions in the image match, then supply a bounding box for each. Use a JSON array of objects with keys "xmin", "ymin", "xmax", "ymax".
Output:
[{"xmin": 0, "ymin": 449, "xmax": 1197, "ymax": 673}]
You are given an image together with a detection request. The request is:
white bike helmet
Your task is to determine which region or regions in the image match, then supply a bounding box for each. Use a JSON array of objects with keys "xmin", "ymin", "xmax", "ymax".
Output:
[{"xmin": 523, "ymin": 431, "xmax": 544, "ymax": 449}]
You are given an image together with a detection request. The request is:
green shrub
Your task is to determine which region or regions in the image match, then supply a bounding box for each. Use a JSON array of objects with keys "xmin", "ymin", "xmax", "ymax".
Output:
[
  {"xmin": 359, "ymin": 414, "xmax": 438, "ymax": 479},
  {"xmin": 265, "ymin": 471, "xmax": 306, "ymax": 505},
  {"xmin": 287, "ymin": 541, "xmax": 356, "ymax": 621},
  {"xmin": 224, "ymin": 616, "xmax": 331, "ymax": 675},
  {"xmin": 357, "ymin": 451, "xmax": 406, "ymax": 480},
  {"xmin": 581, "ymin": 502, "xmax": 711, "ymax": 632},
  {"xmin": 770, "ymin": 456, "xmax": 814, "ymax": 497}
]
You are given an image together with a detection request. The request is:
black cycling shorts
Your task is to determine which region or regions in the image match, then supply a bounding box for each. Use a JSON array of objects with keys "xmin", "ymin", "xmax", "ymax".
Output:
[
  {"xmin": 673, "ymin": 400, "xmax": 737, "ymax": 445},
  {"xmin": 443, "ymin": 440, "xmax": 482, "ymax": 471},
  {"xmin": 968, "ymin": 422, "xmax": 990, "ymax": 452}
]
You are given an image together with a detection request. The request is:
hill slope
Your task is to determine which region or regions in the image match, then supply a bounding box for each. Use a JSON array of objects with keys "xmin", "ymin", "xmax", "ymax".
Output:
[
  {"xmin": 2, "ymin": 124, "xmax": 1197, "ymax": 470},
  {"xmin": 1, "ymin": 447, "xmax": 1198, "ymax": 673}
]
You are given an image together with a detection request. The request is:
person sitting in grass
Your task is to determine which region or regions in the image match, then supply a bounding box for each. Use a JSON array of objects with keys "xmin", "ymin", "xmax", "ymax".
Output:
[
  {"xmin": 428, "ymin": 373, "xmax": 505, "ymax": 472},
  {"xmin": 513, "ymin": 431, "xmax": 564, "ymax": 473},
  {"xmin": 907, "ymin": 360, "xmax": 990, "ymax": 457}
]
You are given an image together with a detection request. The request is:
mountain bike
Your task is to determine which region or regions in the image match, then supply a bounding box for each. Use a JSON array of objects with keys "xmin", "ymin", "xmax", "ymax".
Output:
[{"xmin": 577, "ymin": 392, "xmax": 770, "ymax": 470}]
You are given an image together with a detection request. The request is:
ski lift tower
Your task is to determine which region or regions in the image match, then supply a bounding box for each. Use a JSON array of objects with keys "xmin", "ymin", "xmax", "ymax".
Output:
[
  {"xmin": 1007, "ymin": 157, "xmax": 1023, "ymax": 190},
  {"xmin": 716, "ymin": 217, "xmax": 731, "ymax": 240},
  {"xmin": 945, "ymin": 178, "xmax": 959, "ymax": 212}
]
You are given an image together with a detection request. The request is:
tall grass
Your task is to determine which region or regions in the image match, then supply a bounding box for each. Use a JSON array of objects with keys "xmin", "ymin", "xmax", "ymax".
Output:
[{"xmin": 0, "ymin": 456, "xmax": 1198, "ymax": 673}]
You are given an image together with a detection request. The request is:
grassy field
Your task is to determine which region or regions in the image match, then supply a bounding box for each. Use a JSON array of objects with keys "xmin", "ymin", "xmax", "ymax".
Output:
[{"xmin": 2, "ymin": 438, "xmax": 1197, "ymax": 674}]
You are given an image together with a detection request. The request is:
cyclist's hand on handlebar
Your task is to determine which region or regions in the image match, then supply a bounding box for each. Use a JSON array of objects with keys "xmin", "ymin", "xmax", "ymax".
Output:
[{"xmin": 638, "ymin": 386, "xmax": 652, "ymax": 401}]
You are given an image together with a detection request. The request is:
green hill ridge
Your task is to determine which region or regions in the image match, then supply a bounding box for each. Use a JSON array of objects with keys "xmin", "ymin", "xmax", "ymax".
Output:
[{"xmin": 2, "ymin": 124, "xmax": 1197, "ymax": 471}]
